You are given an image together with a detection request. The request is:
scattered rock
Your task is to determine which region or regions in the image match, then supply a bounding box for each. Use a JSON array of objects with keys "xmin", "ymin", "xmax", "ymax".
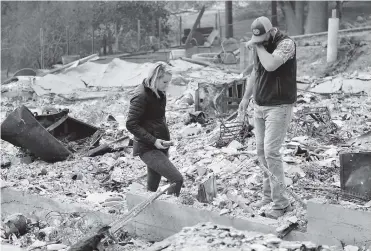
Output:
[
  {"xmin": 71, "ymin": 173, "xmax": 83, "ymax": 181},
  {"xmin": 40, "ymin": 168, "xmax": 48, "ymax": 175},
  {"xmin": 180, "ymin": 93, "xmax": 194, "ymax": 105},
  {"xmin": 29, "ymin": 240, "xmax": 47, "ymax": 249},
  {"xmin": 180, "ymin": 124, "xmax": 202, "ymax": 137},
  {"xmin": 38, "ymin": 226, "xmax": 57, "ymax": 240},
  {"xmin": 356, "ymin": 16, "xmax": 364, "ymax": 22},
  {"xmin": 179, "ymin": 192, "xmax": 195, "ymax": 205},
  {"xmin": 344, "ymin": 245, "xmax": 359, "ymax": 251},
  {"xmin": 250, "ymin": 244, "xmax": 270, "ymax": 251},
  {"xmin": 1, "ymin": 156, "xmax": 11, "ymax": 168},
  {"xmin": 101, "ymin": 201, "xmax": 122, "ymax": 207},
  {"xmin": 219, "ymin": 209, "xmax": 230, "ymax": 215},
  {"xmin": 46, "ymin": 244, "xmax": 68, "ymax": 251},
  {"xmin": 265, "ymin": 237, "xmax": 282, "ymax": 245},
  {"xmin": 104, "ymin": 196, "xmax": 124, "ymax": 202},
  {"xmin": 3, "ymin": 213, "xmax": 28, "ymax": 236}
]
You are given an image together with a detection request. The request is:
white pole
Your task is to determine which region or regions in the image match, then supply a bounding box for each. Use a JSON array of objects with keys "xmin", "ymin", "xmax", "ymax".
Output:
[{"xmin": 327, "ymin": 9, "xmax": 339, "ymax": 63}]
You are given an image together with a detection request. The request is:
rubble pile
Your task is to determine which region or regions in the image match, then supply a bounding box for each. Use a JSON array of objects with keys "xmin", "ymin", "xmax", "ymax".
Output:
[
  {"xmin": 148, "ymin": 222, "xmax": 365, "ymax": 251},
  {"xmin": 0, "ymin": 212, "xmax": 151, "ymax": 251},
  {"xmin": 1, "ymin": 56, "xmax": 371, "ymax": 249}
]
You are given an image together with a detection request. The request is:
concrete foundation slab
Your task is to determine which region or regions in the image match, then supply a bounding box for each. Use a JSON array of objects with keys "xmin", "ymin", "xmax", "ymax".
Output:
[
  {"xmin": 307, "ymin": 201, "xmax": 371, "ymax": 247},
  {"xmin": 126, "ymin": 192, "xmax": 314, "ymax": 243},
  {"xmin": 1, "ymin": 187, "xmax": 114, "ymax": 226},
  {"xmin": 2, "ymin": 187, "xmax": 369, "ymax": 249}
]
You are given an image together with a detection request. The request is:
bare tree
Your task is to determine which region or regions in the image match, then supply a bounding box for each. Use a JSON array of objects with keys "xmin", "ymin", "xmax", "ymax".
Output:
[
  {"xmin": 280, "ymin": 1, "xmax": 305, "ymax": 35},
  {"xmin": 305, "ymin": 1, "xmax": 328, "ymax": 34},
  {"xmin": 271, "ymin": 1, "xmax": 278, "ymax": 27}
]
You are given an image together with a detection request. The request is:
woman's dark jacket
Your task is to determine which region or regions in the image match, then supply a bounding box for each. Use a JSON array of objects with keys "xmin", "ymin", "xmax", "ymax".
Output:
[{"xmin": 126, "ymin": 81, "xmax": 170, "ymax": 156}]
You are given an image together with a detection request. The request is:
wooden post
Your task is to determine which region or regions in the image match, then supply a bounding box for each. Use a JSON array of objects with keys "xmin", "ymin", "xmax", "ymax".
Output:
[
  {"xmin": 40, "ymin": 28, "xmax": 44, "ymax": 69},
  {"xmin": 92, "ymin": 25, "xmax": 94, "ymax": 54},
  {"xmin": 271, "ymin": 1, "xmax": 278, "ymax": 26},
  {"xmin": 218, "ymin": 11, "xmax": 223, "ymax": 43},
  {"xmin": 185, "ymin": 6, "xmax": 206, "ymax": 46},
  {"xmin": 179, "ymin": 16, "xmax": 182, "ymax": 46},
  {"xmin": 137, "ymin": 19, "xmax": 141, "ymax": 50},
  {"xmin": 327, "ymin": 9, "xmax": 339, "ymax": 63},
  {"xmin": 225, "ymin": 1, "xmax": 233, "ymax": 38},
  {"xmin": 215, "ymin": 13, "xmax": 218, "ymax": 29},
  {"xmin": 66, "ymin": 26, "xmax": 69, "ymax": 55},
  {"xmin": 158, "ymin": 17, "xmax": 162, "ymax": 49}
]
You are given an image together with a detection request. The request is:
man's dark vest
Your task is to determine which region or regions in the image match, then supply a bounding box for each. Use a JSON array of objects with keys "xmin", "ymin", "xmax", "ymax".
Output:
[{"xmin": 253, "ymin": 30, "xmax": 297, "ymax": 106}]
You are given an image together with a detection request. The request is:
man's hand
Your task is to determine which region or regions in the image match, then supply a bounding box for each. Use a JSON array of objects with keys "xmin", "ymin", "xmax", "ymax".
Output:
[
  {"xmin": 154, "ymin": 139, "xmax": 173, "ymax": 149},
  {"xmin": 245, "ymin": 40, "xmax": 256, "ymax": 50},
  {"xmin": 237, "ymin": 98, "xmax": 249, "ymax": 121}
]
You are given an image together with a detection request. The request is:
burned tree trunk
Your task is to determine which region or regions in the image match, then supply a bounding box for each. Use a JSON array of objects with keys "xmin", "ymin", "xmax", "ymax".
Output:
[{"xmin": 305, "ymin": 1, "xmax": 328, "ymax": 34}]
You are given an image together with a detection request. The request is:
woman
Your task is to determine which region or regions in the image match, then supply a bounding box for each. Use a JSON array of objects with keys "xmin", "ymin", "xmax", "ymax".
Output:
[{"xmin": 126, "ymin": 62, "xmax": 183, "ymax": 196}]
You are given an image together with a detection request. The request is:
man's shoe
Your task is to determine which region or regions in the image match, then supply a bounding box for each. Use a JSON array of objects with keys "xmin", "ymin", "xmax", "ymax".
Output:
[
  {"xmin": 252, "ymin": 198, "xmax": 272, "ymax": 208},
  {"xmin": 264, "ymin": 204, "xmax": 293, "ymax": 219}
]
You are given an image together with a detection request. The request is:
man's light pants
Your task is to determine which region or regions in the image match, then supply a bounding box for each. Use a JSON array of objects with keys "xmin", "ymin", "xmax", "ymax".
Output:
[{"xmin": 254, "ymin": 104, "xmax": 293, "ymax": 209}]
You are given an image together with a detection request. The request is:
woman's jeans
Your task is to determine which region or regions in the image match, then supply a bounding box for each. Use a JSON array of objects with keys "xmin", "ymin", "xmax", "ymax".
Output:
[{"xmin": 140, "ymin": 150, "xmax": 183, "ymax": 196}]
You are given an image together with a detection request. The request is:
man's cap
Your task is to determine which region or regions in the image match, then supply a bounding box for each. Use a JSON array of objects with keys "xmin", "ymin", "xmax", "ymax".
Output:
[{"xmin": 250, "ymin": 16, "xmax": 273, "ymax": 43}]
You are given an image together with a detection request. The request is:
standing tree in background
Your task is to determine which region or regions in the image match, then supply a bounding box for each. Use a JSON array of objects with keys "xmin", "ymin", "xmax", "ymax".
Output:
[
  {"xmin": 279, "ymin": 1, "xmax": 305, "ymax": 35},
  {"xmin": 271, "ymin": 1, "xmax": 278, "ymax": 27},
  {"xmin": 305, "ymin": 1, "xmax": 328, "ymax": 33}
]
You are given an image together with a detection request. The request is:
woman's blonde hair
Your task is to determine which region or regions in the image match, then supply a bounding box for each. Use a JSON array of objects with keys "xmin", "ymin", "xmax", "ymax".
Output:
[{"xmin": 144, "ymin": 61, "xmax": 172, "ymax": 98}]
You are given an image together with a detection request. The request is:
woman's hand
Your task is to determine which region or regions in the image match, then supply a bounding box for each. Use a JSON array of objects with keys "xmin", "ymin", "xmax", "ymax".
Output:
[{"xmin": 154, "ymin": 139, "xmax": 174, "ymax": 149}]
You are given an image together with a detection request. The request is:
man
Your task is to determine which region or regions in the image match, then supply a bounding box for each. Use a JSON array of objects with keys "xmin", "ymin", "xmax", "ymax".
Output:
[{"xmin": 238, "ymin": 16, "xmax": 297, "ymax": 219}]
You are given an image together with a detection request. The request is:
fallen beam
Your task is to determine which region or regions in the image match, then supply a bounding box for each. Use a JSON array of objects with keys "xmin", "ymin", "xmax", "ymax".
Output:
[
  {"xmin": 291, "ymin": 26, "xmax": 371, "ymax": 40},
  {"xmin": 41, "ymin": 54, "xmax": 99, "ymax": 76},
  {"xmin": 185, "ymin": 6, "xmax": 206, "ymax": 47},
  {"xmin": 179, "ymin": 57, "xmax": 240, "ymax": 74}
]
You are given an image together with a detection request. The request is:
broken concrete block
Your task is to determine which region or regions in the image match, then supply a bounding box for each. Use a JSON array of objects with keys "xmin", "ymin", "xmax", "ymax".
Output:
[
  {"xmin": 287, "ymin": 216, "xmax": 298, "ymax": 224},
  {"xmin": 101, "ymin": 201, "xmax": 122, "ymax": 208},
  {"xmin": 47, "ymin": 244, "xmax": 68, "ymax": 251},
  {"xmin": 219, "ymin": 209, "xmax": 230, "ymax": 216},
  {"xmin": 71, "ymin": 173, "xmax": 83, "ymax": 181},
  {"xmin": 249, "ymin": 244, "xmax": 269, "ymax": 251},
  {"xmin": 197, "ymin": 166, "xmax": 207, "ymax": 176},
  {"xmin": 291, "ymin": 136, "xmax": 308, "ymax": 145},
  {"xmin": 324, "ymin": 148, "xmax": 338, "ymax": 158},
  {"xmin": 207, "ymin": 159, "xmax": 231, "ymax": 174},
  {"xmin": 265, "ymin": 237, "xmax": 282, "ymax": 245},
  {"xmin": 180, "ymin": 124, "xmax": 202, "ymax": 137},
  {"xmin": 285, "ymin": 165, "xmax": 305, "ymax": 178},
  {"xmin": 221, "ymin": 147, "xmax": 238, "ymax": 155},
  {"xmin": 310, "ymin": 77, "xmax": 342, "ymax": 93},
  {"xmin": 104, "ymin": 196, "xmax": 124, "ymax": 203},
  {"xmin": 344, "ymin": 245, "xmax": 359, "ymax": 251},
  {"xmin": 29, "ymin": 240, "xmax": 47, "ymax": 249},
  {"xmin": 1, "ymin": 156, "xmax": 11, "ymax": 169},
  {"xmin": 284, "ymin": 177, "xmax": 293, "ymax": 187},
  {"xmin": 227, "ymin": 140, "xmax": 243, "ymax": 150},
  {"xmin": 180, "ymin": 93, "xmax": 194, "ymax": 105},
  {"xmin": 38, "ymin": 227, "xmax": 57, "ymax": 240},
  {"xmin": 279, "ymin": 242, "xmax": 303, "ymax": 249}
]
